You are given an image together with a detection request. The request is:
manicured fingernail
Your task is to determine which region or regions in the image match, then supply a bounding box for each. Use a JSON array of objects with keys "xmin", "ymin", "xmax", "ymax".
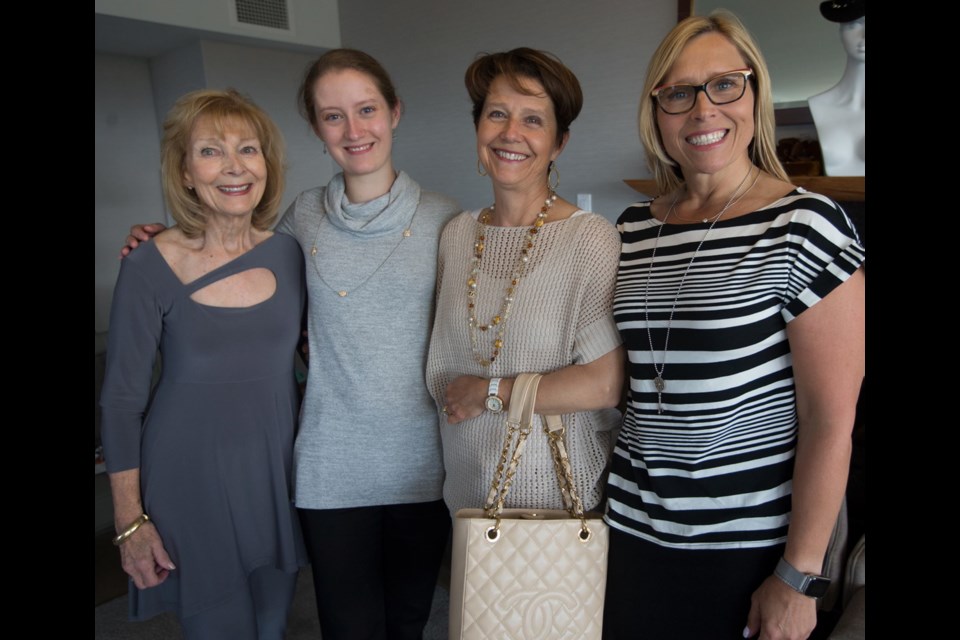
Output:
[{"xmin": 742, "ymin": 626, "xmax": 751, "ymax": 638}]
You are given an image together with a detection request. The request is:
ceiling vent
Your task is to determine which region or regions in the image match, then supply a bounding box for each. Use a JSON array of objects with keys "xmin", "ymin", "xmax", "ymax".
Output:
[{"xmin": 235, "ymin": 0, "xmax": 290, "ymax": 31}]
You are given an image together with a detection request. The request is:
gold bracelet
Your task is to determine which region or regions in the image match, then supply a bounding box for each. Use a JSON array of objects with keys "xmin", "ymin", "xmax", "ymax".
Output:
[{"xmin": 113, "ymin": 513, "xmax": 150, "ymax": 546}]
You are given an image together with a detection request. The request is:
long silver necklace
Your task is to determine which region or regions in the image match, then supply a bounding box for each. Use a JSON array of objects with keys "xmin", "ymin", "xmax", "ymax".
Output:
[{"xmin": 644, "ymin": 167, "xmax": 760, "ymax": 413}]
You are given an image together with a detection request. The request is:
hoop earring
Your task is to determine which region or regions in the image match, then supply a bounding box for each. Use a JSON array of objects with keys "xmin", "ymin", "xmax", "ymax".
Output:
[
  {"xmin": 548, "ymin": 162, "xmax": 560, "ymax": 191},
  {"xmin": 477, "ymin": 157, "xmax": 488, "ymax": 177}
]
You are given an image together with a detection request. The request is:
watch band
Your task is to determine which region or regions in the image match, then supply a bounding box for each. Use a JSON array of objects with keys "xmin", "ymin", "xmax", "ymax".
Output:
[
  {"xmin": 485, "ymin": 378, "xmax": 504, "ymax": 413},
  {"xmin": 774, "ymin": 557, "xmax": 831, "ymax": 598}
]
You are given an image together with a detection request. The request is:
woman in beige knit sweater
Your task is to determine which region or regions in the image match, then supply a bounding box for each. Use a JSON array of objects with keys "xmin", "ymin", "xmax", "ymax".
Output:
[{"xmin": 425, "ymin": 48, "xmax": 624, "ymax": 514}]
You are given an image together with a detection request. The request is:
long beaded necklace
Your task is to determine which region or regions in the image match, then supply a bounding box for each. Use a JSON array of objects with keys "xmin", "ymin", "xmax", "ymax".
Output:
[
  {"xmin": 644, "ymin": 167, "xmax": 760, "ymax": 413},
  {"xmin": 468, "ymin": 191, "xmax": 557, "ymax": 367}
]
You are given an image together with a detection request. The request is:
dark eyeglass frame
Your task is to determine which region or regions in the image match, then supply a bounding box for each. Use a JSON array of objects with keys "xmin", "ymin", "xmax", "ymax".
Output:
[{"xmin": 651, "ymin": 68, "xmax": 754, "ymax": 115}]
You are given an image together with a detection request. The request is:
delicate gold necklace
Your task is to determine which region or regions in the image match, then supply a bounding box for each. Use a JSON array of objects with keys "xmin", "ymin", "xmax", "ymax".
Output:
[
  {"xmin": 309, "ymin": 204, "xmax": 416, "ymax": 298},
  {"xmin": 468, "ymin": 191, "xmax": 557, "ymax": 367}
]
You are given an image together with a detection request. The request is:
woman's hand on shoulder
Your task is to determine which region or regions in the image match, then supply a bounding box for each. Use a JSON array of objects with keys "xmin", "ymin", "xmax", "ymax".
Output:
[
  {"xmin": 118, "ymin": 521, "xmax": 176, "ymax": 590},
  {"xmin": 744, "ymin": 575, "xmax": 817, "ymax": 640},
  {"xmin": 120, "ymin": 222, "xmax": 167, "ymax": 258}
]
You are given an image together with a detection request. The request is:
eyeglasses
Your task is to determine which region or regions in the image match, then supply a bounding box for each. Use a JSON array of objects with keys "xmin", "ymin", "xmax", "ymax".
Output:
[{"xmin": 651, "ymin": 69, "xmax": 754, "ymax": 115}]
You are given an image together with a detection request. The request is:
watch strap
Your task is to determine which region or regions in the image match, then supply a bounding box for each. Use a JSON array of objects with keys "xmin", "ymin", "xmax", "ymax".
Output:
[
  {"xmin": 484, "ymin": 377, "xmax": 504, "ymax": 413},
  {"xmin": 774, "ymin": 557, "xmax": 829, "ymax": 598}
]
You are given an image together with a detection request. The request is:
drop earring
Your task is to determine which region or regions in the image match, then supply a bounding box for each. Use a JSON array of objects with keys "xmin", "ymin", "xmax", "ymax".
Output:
[{"xmin": 548, "ymin": 162, "xmax": 560, "ymax": 190}]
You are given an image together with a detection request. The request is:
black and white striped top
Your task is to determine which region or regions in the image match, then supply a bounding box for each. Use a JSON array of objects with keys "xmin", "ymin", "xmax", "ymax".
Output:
[{"xmin": 606, "ymin": 189, "xmax": 864, "ymax": 549}]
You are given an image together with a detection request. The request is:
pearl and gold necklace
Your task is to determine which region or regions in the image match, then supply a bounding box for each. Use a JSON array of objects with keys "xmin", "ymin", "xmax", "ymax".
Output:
[{"xmin": 468, "ymin": 191, "xmax": 557, "ymax": 367}]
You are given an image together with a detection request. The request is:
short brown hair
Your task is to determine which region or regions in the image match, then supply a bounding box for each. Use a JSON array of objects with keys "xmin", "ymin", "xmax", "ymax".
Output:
[
  {"xmin": 638, "ymin": 10, "xmax": 788, "ymax": 194},
  {"xmin": 160, "ymin": 89, "xmax": 286, "ymax": 237},
  {"xmin": 465, "ymin": 47, "xmax": 583, "ymax": 147},
  {"xmin": 298, "ymin": 49, "xmax": 400, "ymax": 130}
]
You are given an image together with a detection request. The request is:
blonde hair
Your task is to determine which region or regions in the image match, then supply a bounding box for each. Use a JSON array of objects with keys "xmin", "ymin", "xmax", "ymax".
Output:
[
  {"xmin": 638, "ymin": 10, "xmax": 788, "ymax": 194},
  {"xmin": 160, "ymin": 89, "xmax": 286, "ymax": 237}
]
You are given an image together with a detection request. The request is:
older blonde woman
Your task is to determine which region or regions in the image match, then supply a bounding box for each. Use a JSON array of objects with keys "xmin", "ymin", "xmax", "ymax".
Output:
[
  {"xmin": 100, "ymin": 89, "xmax": 306, "ymax": 639},
  {"xmin": 604, "ymin": 11, "xmax": 865, "ymax": 640}
]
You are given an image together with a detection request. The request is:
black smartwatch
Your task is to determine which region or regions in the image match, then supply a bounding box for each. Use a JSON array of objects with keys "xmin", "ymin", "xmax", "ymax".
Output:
[{"xmin": 773, "ymin": 557, "xmax": 831, "ymax": 599}]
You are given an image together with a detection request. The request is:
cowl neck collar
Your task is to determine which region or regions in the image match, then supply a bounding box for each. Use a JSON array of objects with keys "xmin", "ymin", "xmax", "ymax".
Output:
[{"xmin": 323, "ymin": 170, "xmax": 420, "ymax": 237}]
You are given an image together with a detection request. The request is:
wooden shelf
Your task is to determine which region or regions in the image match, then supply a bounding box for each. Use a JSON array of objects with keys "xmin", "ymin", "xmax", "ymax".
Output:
[{"xmin": 624, "ymin": 176, "xmax": 865, "ymax": 202}]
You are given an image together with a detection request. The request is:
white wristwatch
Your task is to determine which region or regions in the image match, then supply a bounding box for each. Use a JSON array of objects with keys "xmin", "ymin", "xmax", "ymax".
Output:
[{"xmin": 484, "ymin": 377, "xmax": 504, "ymax": 413}]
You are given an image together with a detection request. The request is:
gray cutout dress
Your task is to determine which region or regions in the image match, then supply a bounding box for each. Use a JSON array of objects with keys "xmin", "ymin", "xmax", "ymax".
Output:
[{"xmin": 100, "ymin": 232, "xmax": 308, "ymax": 620}]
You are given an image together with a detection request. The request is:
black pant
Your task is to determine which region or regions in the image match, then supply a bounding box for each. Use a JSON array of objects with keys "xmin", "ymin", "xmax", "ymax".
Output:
[
  {"xmin": 603, "ymin": 527, "xmax": 784, "ymax": 640},
  {"xmin": 299, "ymin": 500, "xmax": 450, "ymax": 640}
]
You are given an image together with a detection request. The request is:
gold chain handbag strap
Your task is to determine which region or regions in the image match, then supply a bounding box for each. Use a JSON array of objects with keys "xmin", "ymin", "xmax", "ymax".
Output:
[
  {"xmin": 544, "ymin": 414, "xmax": 593, "ymax": 541},
  {"xmin": 483, "ymin": 373, "xmax": 542, "ymax": 520},
  {"xmin": 482, "ymin": 373, "xmax": 593, "ymax": 542}
]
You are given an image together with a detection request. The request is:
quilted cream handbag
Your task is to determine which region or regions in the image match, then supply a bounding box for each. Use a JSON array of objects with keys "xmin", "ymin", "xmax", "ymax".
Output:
[{"xmin": 449, "ymin": 373, "xmax": 609, "ymax": 640}]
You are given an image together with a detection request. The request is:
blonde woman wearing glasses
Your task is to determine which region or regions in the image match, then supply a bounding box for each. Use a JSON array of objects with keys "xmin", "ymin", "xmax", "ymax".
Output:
[{"xmin": 604, "ymin": 11, "xmax": 864, "ymax": 640}]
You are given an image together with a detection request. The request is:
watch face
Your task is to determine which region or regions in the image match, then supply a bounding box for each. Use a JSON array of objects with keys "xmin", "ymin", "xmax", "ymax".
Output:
[
  {"xmin": 485, "ymin": 396, "xmax": 503, "ymax": 413},
  {"xmin": 804, "ymin": 576, "xmax": 831, "ymax": 599}
]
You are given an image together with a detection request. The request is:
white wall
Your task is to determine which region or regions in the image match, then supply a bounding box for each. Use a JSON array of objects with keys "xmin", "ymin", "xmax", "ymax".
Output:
[
  {"xmin": 148, "ymin": 42, "xmax": 208, "ymax": 139},
  {"xmin": 95, "ymin": 0, "xmax": 341, "ymax": 49},
  {"xmin": 199, "ymin": 41, "xmax": 334, "ymax": 203},
  {"xmin": 95, "ymin": 53, "xmax": 166, "ymax": 332},
  {"xmin": 338, "ymin": 0, "xmax": 676, "ymax": 221},
  {"xmin": 697, "ymin": 0, "xmax": 845, "ymax": 105}
]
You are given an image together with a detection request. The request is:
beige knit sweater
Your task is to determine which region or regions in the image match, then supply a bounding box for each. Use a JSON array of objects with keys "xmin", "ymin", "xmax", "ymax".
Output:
[{"xmin": 426, "ymin": 210, "xmax": 622, "ymax": 514}]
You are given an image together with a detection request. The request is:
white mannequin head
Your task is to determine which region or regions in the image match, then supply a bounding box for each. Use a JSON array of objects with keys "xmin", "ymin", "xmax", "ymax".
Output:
[
  {"xmin": 840, "ymin": 17, "xmax": 865, "ymax": 63},
  {"xmin": 810, "ymin": 1, "xmax": 865, "ymax": 176}
]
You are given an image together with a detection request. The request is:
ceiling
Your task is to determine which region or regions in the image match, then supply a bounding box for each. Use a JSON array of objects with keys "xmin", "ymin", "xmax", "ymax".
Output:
[{"xmin": 95, "ymin": 13, "xmax": 325, "ymax": 58}]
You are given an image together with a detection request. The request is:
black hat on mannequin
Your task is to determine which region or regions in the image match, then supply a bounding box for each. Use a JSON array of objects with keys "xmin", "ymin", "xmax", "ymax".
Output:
[{"xmin": 819, "ymin": 0, "xmax": 865, "ymax": 23}]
